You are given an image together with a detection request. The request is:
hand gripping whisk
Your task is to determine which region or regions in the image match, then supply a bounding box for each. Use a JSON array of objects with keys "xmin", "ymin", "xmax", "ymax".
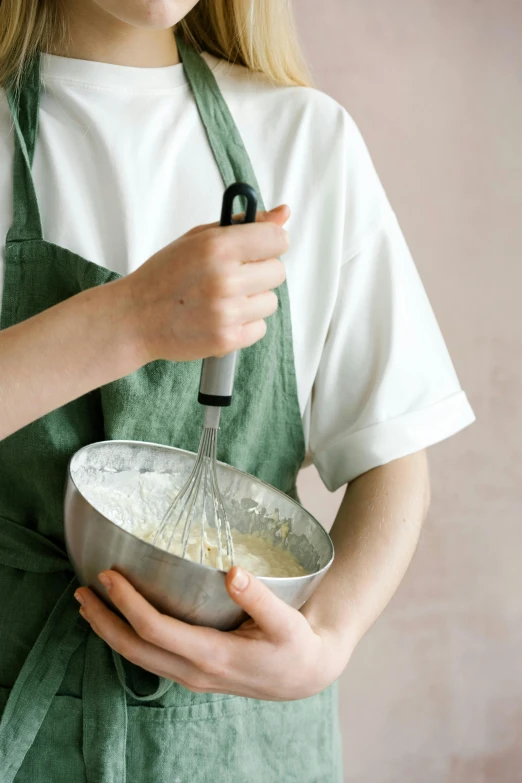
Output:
[{"xmin": 153, "ymin": 183, "xmax": 258, "ymax": 569}]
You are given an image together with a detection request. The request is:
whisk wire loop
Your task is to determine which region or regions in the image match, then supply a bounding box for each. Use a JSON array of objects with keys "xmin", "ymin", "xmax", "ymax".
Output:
[{"xmin": 153, "ymin": 408, "xmax": 234, "ymax": 569}]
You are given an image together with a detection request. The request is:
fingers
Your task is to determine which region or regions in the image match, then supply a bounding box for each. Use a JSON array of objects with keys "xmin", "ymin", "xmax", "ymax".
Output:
[
  {"xmin": 226, "ymin": 291, "xmax": 278, "ymax": 328},
  {"xmin": 217, "ymin": 221, "xmax": 289, "ymax": 263},
  {"xmin": 238, "ymin": 204, "xmax": 290, "ymax": 228},
  {"xmin": 226, "ymin": 567, "xmax": 301, "ymax": 641},
  {"xmin": 236, "ymin": 320, "xmax": 268, "ymax": 349},
  {"xmin": 203, "ymin": 257, "xmax": 285, "ymax": 301},
  {"xmin": 244, "ymin": 291, "xmax": 279, "ymax": 322},
  {"xmin": 75, "ymin": 586, "xmax": 197, "ymax": 683},
  {"xmin": 185, "ymin": 220, "xmax": 288, "ymax": 269},
  {"xmin": 237, "ymin": 258, "xmax": 286, "ymax": 296},
  {"xmin": 75, "ymin": 581, "xmax": 243, "ymax": 693},
  {"xmin": 185, "ymin": 205, "xmax": 290, "ymax": 237},
  {"xmin": 94, "ymin": 572, "xmax": 217, "ymax": 658},
  {"xmin": 93, "ymin": 571, "xmax": 244, "ymax": 682}
]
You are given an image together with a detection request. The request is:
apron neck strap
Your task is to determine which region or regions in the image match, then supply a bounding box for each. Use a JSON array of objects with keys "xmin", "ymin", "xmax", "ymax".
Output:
[
  {"xmin": 176, "ymin": 36, "xmax": 266, "ymax": 212},
  {"xmin": 5, "ymin": 55, "xmax": 43, "ymax": 243}
]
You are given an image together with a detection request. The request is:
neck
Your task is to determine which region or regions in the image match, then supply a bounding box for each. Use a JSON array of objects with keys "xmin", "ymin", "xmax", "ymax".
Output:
[{"xmin": 47, "ymin": 0, "xmax": 179, "ymax": 67}]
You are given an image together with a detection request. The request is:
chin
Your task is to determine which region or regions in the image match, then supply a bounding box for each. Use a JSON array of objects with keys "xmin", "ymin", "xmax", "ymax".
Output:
[{"xmin": 96, "ymin": 0, "xmax": 199, "ymax": 29}]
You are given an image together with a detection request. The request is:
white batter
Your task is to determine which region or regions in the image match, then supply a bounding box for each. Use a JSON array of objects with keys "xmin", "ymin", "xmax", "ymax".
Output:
[
  {"xmin": 140, "ymin": 525, "xmax": 307, "ymax": 578},
  {"xmin": 83, "ymin": 472, "xmax": 308, "ymax": 578}
]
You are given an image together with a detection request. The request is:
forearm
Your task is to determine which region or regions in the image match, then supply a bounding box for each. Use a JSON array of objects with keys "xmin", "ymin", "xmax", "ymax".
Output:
[
  {"xmin": 0, "ymin": 280, "xmax": 140, "ymax": 439},
  {"xmin": 303, "ymin": 451, "xmax": 430, "ymax": 650}
]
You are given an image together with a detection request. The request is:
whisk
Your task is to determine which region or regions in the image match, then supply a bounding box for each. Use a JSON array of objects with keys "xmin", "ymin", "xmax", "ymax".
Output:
[{"xmin": 153, "ymin": 183, "xmax": 258, "ymax": 569}]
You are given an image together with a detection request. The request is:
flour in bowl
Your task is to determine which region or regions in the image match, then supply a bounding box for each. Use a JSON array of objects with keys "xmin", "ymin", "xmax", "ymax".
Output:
[{"xmin": 83, "ymin": 472, "xmax": 308, "ymax": 578}]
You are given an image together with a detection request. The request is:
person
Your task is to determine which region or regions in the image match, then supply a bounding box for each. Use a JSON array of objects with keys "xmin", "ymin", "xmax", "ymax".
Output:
[{"xmin": 0, "ymin": 1, "xmax": 475, "ymax": 781}]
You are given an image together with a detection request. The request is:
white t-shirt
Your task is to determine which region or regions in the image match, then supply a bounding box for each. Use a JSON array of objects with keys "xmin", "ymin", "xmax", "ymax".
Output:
[{"xmin": 0, "ymin": 52, "xmax": 475, "ymax": 491}]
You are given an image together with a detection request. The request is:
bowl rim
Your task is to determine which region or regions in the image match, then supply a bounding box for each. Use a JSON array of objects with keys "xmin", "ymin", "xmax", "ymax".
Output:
[{"xmin": 67, "ymin": 439, "xmax": 335, "ymax": 583}]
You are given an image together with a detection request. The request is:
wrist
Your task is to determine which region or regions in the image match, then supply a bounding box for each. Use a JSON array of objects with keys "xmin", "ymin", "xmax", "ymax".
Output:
[{"xmin": 94, "ymin": 278, "xmax": 150, "ymax": 375}]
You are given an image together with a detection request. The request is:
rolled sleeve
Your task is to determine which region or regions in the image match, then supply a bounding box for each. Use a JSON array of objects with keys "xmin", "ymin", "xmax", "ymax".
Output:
[
  {"xmin": 314, "ymin": 392, "xmax": 475, "ymax": 491},
  {"xmin": 309, "ymin": 212, "xmax": 475, "ymax": 491}
]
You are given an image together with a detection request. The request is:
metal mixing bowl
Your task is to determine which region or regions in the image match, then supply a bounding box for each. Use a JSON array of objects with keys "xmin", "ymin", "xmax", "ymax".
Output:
[{"xmin": 64, "ymin": 440, "xmax": 334, "ymax": 631}]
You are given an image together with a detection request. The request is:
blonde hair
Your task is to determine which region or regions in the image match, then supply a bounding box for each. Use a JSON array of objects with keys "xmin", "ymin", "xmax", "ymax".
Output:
[{"xmin": 0, "ymin": 0, "xmax": 313, "ymax": 88}]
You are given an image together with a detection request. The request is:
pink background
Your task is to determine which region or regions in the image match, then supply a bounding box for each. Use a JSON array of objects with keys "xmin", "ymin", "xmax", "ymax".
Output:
[{"xmin": 294, "ymin": 1, "xmax": 522, "ymax": 781}]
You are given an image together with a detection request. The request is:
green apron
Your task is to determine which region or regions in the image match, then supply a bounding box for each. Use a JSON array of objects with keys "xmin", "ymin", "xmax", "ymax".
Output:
[{"xmin": 0, "ymin": 38, "xmax": 342, "ymax": 783}]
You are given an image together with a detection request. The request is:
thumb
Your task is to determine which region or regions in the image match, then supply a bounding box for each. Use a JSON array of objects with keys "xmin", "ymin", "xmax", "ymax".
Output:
[
  {"xmin": 255, "ymin": 204, "xmax": 291, "ymax": 227},
  {"xmin": 226, "ymin": 566, "xmax": 298, "ymax": 640}
]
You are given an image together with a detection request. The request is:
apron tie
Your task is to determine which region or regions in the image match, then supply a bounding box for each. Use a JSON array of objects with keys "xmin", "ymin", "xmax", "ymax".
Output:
[
  {"xmin": 0, "ymin": 576, "xmax": 88, "ymax": 783},
  {"xmin": 0, "ymin": 516, "xmax": 172, "ymax": 783}
]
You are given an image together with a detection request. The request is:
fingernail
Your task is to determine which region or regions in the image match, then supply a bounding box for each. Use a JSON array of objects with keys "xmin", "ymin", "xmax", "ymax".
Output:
[
  {"xmin": 98, "ymin": 573, "xmax": 112, "ymax": 590},
  {"xmin": 74, "ymin": 590, "xmax": 85, "ymax": 606},
  {"xmin": 79, "ymin": 607, "xmax": 89, "ymax": 621},
  {"xmin": 231, "ymin": 567, "xmax": 249, "ymax": 591}
]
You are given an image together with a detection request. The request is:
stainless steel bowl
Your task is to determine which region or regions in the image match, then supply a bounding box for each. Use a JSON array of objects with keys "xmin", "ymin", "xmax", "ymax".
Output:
[{"xmin": 64, "ymin": 440, "xmax": 334, "ymax": 631}]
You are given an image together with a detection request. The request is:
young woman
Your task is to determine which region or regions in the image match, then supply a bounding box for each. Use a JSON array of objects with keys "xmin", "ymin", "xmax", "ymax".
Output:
[{"xmin": 0, "ymin": 1, "xmax": 475, "ymax": 781}]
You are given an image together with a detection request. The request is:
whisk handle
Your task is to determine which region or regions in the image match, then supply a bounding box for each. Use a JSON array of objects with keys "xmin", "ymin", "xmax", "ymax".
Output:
[
  {"xmin": 219, "ymin": 182, "xmax": 258, "ymax": 227},
  {"xmin": 199, "ymin": 183, "xmax": 258, "ymax": 407}
]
